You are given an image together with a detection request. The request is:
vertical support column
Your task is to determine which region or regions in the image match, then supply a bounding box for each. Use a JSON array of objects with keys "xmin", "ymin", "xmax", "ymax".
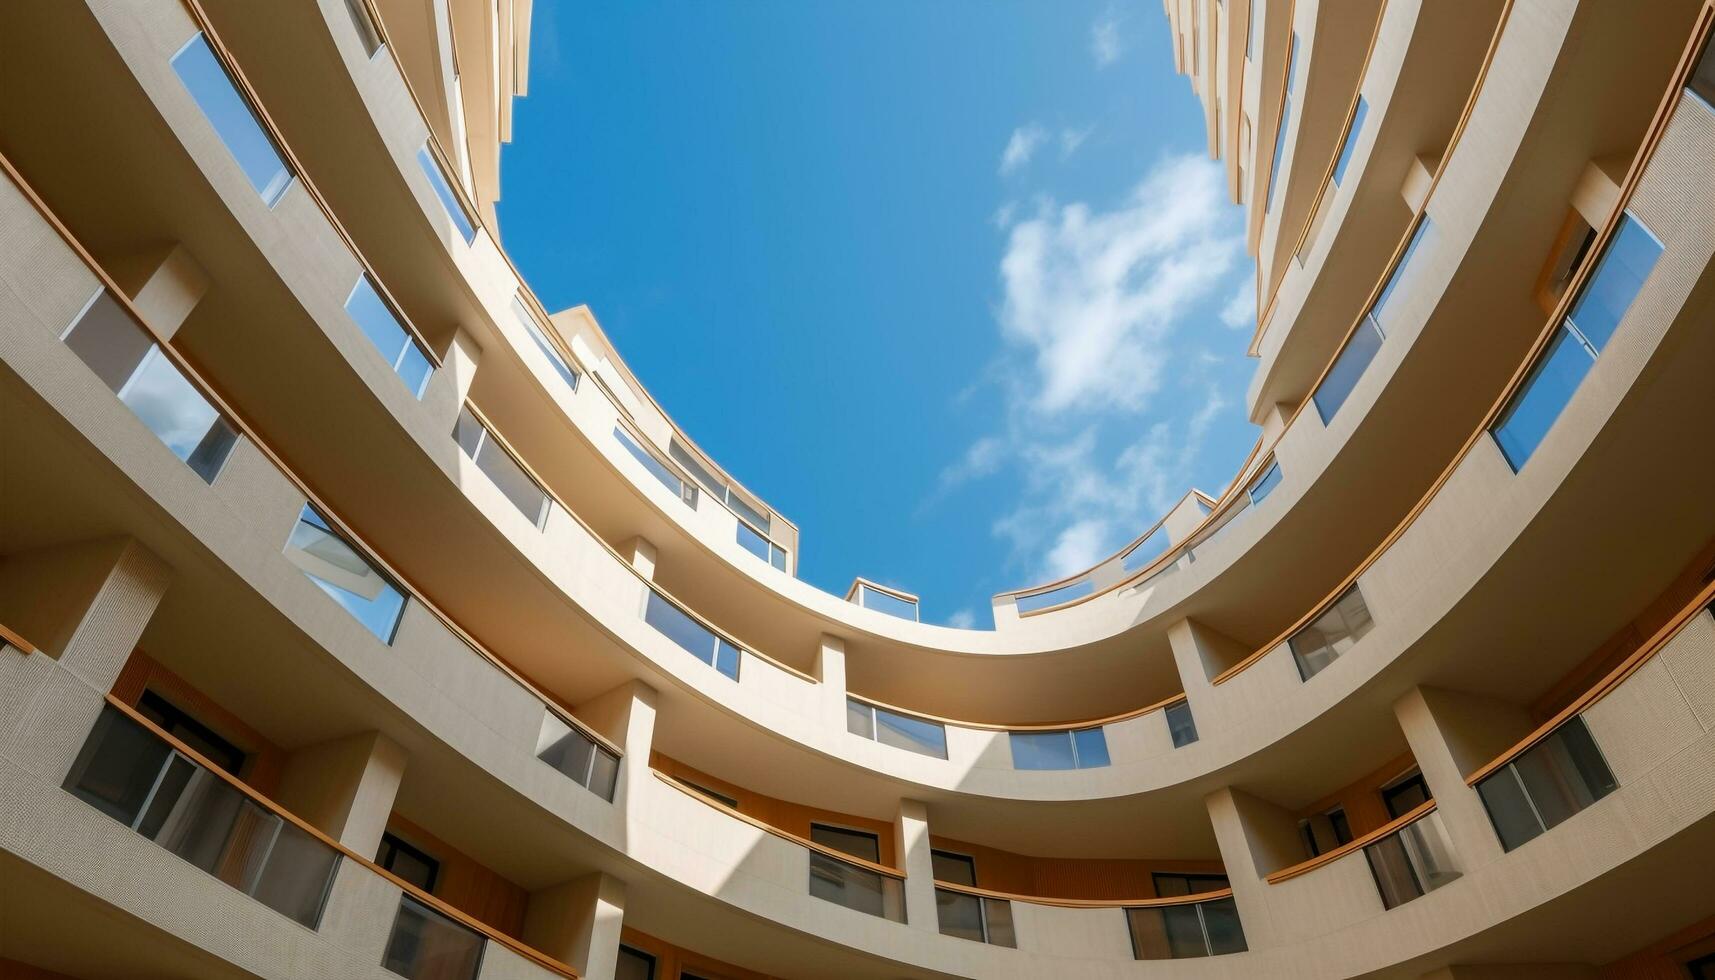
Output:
[
  {"xmin": 1167, "ymin": 618, "xmax": 1248, "ymax": 730},
  {"xmin": 814, "ymin": 633, "xmax": 849, "ymax": 731},
  {"xmin": 104, "ymin": 242, "xmax": 210, "ymax": 344},
  {"xmin": 522, "ymin": 871, "xmax": 628, "ymax": 980},
  {"xmin": 1394, "ymin": 686, "xmax": 1534, "ymax": 870},
  {"xmin": 1204, "ymin": 786, "xmax": 1302, "ymax": 951},
  {"xmin": 573, "ymin": 678, "xmax": 658, "ymax": 813},
  {"xmin": 895, "ymin": 798, "xmax": 937, "ymax": 932},
  {"xmin": 273, "ymin": 730, "xmax": 409, "ymax": 858}
]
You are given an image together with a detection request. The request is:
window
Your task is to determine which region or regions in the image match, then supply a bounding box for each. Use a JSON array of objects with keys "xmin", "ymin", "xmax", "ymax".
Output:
[
  {"xmin": 342, "ymin": 0, "xmax": 383, "ymax": 56},
  {"xmin": 1246, "ymin": 459, "xmax": 1282, "ymax": 506},
  {"xmin": 1363, "ymin": 810, "xmax": 1460, "ymax": 909},
  {"xmin": 1166, "ymin": 698, "xmax": 1199, "ymax": 748},
  {"xmin": 1313, "ymin": 316, "xmax": 1384, "ymax": 423},
  {"xmin": 1152, "ymin": 872, "xmax": 1230, "ymax": 897},
  {"xmin": 936, "ymin": 887, "xmax": 1016, "ymax": 947},
  {"xmin": 1331, "ymin": 97, "xmax": 1369, "ymax": 186},
  {"xmin": 61, "ymin": 291, "xmax": 239, "ymax": 483},
  {"xmin": 377, "ymin": 832, "xmax": 440, "ymax": 893},
  {"xmin": 679, "ymin": 779, "xmax": 738, "ymax": 810},
  {"xmin": 1687, "ymin": 953, "xmax": 1715, "ymax": 980},
  {"xmin": 1476, "ymin": 715, "xmax": 1616, "ymax": 851},
  {"xmin": 1288, "ymin": 585, "xmax": 1373, "ymax": 680},
  {"xmin": 1328, "ymin": 807, "xmax": 1353, "ymax": 845},
  {"xmin": 1016, "ymin": 577, "xmax": 1095, "ymax": 613},
  {"xmin": 283, "ymin": 504, "xmax": 408, "ymax": 644},
  {"xmin": 537, "ymin": 724, "xmax": 621, "ymax": 802},
  {"xmin": 64, "ymin": 706, "xmax": 341, "ymax": 928},
  {"xmin": 344, "ymin": 275, "xmax": 433, "ymax": 397},
  {"xmin": 1122, "ymin": 525, "xmax": 1171, "ymax": 572},
  {"xmin": 1127, "ymin": 896, "xmax": 1247, "ymax": 959},
  {"xmin": 416, "ymin": 144, "xmax": 476, "ymax": 243},
  {"xmin": 171, "ymin": 34, "xmax": 292, "ymax": 206},
  {"xmin": 643, "ymin": 590, "xmax": 740, "ymax": 680},
  {"xmin": 1245, "ymin": 0, "xmax": 1261, "ymax": 61},
  {"xmin": 808, "ymin": 824, "xmax": 904, "ymax": 920},
  {"xmin": 1301, "ymin": 805, "xmax": 1354, "ymax": 857},
  {"xmin": 453, "ymin": 406, "xmax": 551, "ymax": 528},
  {"xmin": 811, "ymin": 824, "xmax": 880, "ymax": 863},
  {"xmin": 1010, "ymin": 727, "xmax": 1110, "ymax": 770},
  {"xmin": 512, "ymin": 296, "xmax": 580, "ymax": 391},
  {"xmin": 1493, "ymin": 213, "xmax": 1662, "ymax": 469},
  {"xmin": 1371, "ymin": 218, "xmax": 1434, "ymax": 329},
  {"xmin": 1264, "ymin": 34, "xmax": 1299, "ymax": 213},
  {"xmin": 383, "ymin": 894, "xmax": 484, "ymax": 980},
  {"xmin": 669, "ymin": 440, "xmax": 772, "ymax": 534},
  {"xmin": 1381, "ymin": 771, "xmax": 1432, "ymax": 819},
  {"xmin": 615, "ymin": 946, "xmax": 656, "ymax": 980},
  {"xmin": 136, "ymin": 690, "xmax": 245, "ymax": 775},
  {"xmin": 614, "ymin": 426, "xmax": 698, "ymax": 506},
  {"xmin": 736, "ymin": 520, "xmax": 789, "ymax": 572},
  {"xmin": 1687, "ymin": 31, "xmax": 1715, "ymax": 110},
  {"xmin": 932, "ymin": 850, "xmax": 977, "ymax": 886},
  {"xmin": 846, "ymin": 699, "xmax": 948, "ymax": 759},
  {"xmin": 855, "ymin": 583, "xmax": 919, "ymax": 621}
]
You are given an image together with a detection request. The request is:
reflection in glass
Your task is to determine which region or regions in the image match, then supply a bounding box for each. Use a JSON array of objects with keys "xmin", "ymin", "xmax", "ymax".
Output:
[
  {"xmin": 1166, "ymin": 699, "xmax": 1199, "ymax": 748},
  {"xmin": 345, "ymin": 275, "xmax": 434, "ymax": 397},
  {"xmin": 1288, "ymin": 585, "xmax": 1373, "ymax": 680},
  {"xmin": 614, "ymin": 427, "xmax": 697, "ymax": 506},
  {"xmin": 512, "ymin": 296, "xmax": 579, "ymax": 391},
  {"xmin": 1331, "ymin": 96, "xmax": 1369, "ymax": 186},
  {"xmin": 1313, "ymin": 316, "xmax": 1384, "ymax": 424},
  {"xmin": 1010, "ymin": 727, "xmax": 1109, "ymax": 770},
  {"xmin": 453, "ymin": 407, "xmax": 550, "ymax": 528},
  {"xmin": 1476, "ymin": 716, "xmax": 1616, "ymax": 851},
  {"xmin": 846, "ymin": 699, "xmax": 948, "ymax": 759},
  {"xmin": 283, "ymin": 505, "xmax": 407, "ymax": 644},
  {"xmin": 537, "ymin": 724, "xmax": 620, "ymax": 802},
  {"xmin": 808, "ymin": 852, "xmax": 905, "ymax": 921},
  {"xmin": 171, "ymin": 34, "xmax": 292, "ymax": 205},
  {"xmin": 383, "ymin": 894, "xmax": 485, "ymax": 980},
  {"xmin": 61, "ymin": 291, "xmax": 237, "ymax": 483},
  {"xmin": 416, "ymin": 144, "xmax": 476, "ymax": 243},
  {"xmin": 1128, "ymin": 896, "xmax": 1247, "ymax": 959},
  {"xmin": 857, "ymin": 584, "xmax": 919, "ymax": 621},
  {"xmin": 1246, "ymin": 460, "xmax": 1282, "ymax": 506},
  {"xmin": 643, "ymin": 590, "xmax": 740, "ymax": 680}
]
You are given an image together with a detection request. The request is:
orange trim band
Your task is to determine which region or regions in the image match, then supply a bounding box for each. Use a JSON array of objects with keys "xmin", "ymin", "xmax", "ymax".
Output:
[
  {"xmin": 0, "ymin": 622, "xmax": 38, "ymax": 655},
  {"xmin": 932, "ymin": 878, "xmax": 1234, "ymax": 910},
  {"xmin": 1265, "ymin": 800, "xmax": 1436, "ymax": 884}
]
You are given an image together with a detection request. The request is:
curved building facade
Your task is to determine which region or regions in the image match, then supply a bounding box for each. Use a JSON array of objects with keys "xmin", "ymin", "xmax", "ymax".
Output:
[{"xmin": 2, "ymin": 0, "xmax": 1714, "ymax": 977}]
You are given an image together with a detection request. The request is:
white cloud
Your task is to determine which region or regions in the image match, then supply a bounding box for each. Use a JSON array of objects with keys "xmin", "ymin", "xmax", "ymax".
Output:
[
  {"xmin": 946, "ymin": 608, "xmax": 979, "ymax": 630},
  {"xmin": 1000, "ymin": 124, "xmax": 1047, "ymax": 176},
  {"xmin": 1060, "ymin": 126, "xmax": 1095, "ymax": 158},
  {"xmin": 1092, "ymin": 11, "xmax": 1124, "ymax": 67},
  {"xmin": 997, "ymin": 153, "xmax": 1242, "ymax": 414},
  {"xmin": 1219, "ymin": 276, "xmax": 1256, "ymax": 329},
  {"xmin": 992, "ymin": 201, "xmax": 1019, "ymax": 229},
  {"xmin": 939, "ymin": 435, "xmax": 1007, "ymax": 488}
]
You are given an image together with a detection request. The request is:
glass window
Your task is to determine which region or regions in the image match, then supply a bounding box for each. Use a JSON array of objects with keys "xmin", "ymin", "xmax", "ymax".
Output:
[
  {"xmin": 1381, "ymin": 771, "xmax": 1432, "ymax": 819},
  {"xmin": 845, "ymin": 698, "xmax": 876, "ymax": 739},
  {"xmin": 1691, "ymin": 34, "xmax": 1715, "ymax": 108},
  {"xmin": 170, "ymin": 34, "xmax": 292, "ymax": 206},
  {"xmin": 342, "ymin": 0, "xmax": 383, "ymax": 56},
  {"xmin": 283, "ymin": 504, "xmax": 407, "ymax": 644},
  {"xmin": 736, "ymin": 520, "xmax": 787, "ymax": 570},
  {"xmin": 453, "ymin": 407, "xmax": 550, "ymax": 528},
  {"xmin": 811, "ymin": 824, "xmax": 880, "ymax": 863},
  {"xmin": 1265, "ymin": 34, "xmax": 1299, "ymax": 213},
  {"xmin": 344, "ymin": 275, "xmax": 433, "ymax": 397},
  {"xmin": 847, "ymin": 699, "xmax": 949, "ymax": 759},
  {"xmin": 1477, "ymin": 716, "xmax": 1616, "ymax": 851},
  {"xmin": 1246, "ymin": 460, "xmax": 1282, "ymax": 506},
  {"xmin": 1010, "ymin": 727, "xmax": 1109, "ymax": 770},
  {"xmin": 376, "ymin": 832, "xmax": 440, "ymax": 893},
  {"xmin": 1331, "ymin": 96, "xmax": 1369, "ymax": 186},
  {"xmin": 383, "ymin": 894, "xmax": 484, "ymax": 980},
  {"xmin": 808, "ymin": 850, "xmax": 904, "ymax": 920},
  {"xmin": 1328, "ymin": 806, "xmax": 1353, "ymax": 845},
  {"xmin": 1564, "ymin": 214, "xmax": 1663, "ymax": 353},
  {"xmin": 932, "ymin": 850, "xmax": 977, "ymax": 886},
  {"xmin": 416, "ymin": 144, "xmax": 476, "ymax": 243},
  {"xmin": 537, "ymin": 725, "xmax": 620, "ymax": 802},
  {"xmin": 642, "ymin": 590, "xmax": 739, "ymax": 680},
  {"xmin": 857, "ymin": 584, "xmax": 919, "ymax": 621},
  {"xmin": 1371, "ymin": 218, "xmax": 1433, "ymax": 329},
  {"xmin": 1122, "ymin": 525, "xmax": 1171, "ymax": 572},
  {"xmin": 615, "ymin": 946, "xmax": 656, "ymax": 980},
  {"xmin": 62, "ymin": 291, "xmax": 239, "ymax": 483},
  {"xmin": 679, "ymin": 779, "xmax": 738, "ymax": 810},
  {"xmin": 1166, "ymin": 698, "xmax": 1199, "ymax": 748},
  {"xmin": 137, "ymin": 690, "xmax": 245, "ymax": 775},
  {"xmin": 1128, "ymin": 896, "xmax": 1247, "ymax": 959},
  {"xmin": 1491, "ymin": 325, "xmax": 1596, "ymax": 470},
  {"xmin": 1313, "ymin": 316, "xmax": 1384, "ymax": 424},
  {"xmin": 511, "ymin": 297, "xmax": 579, "ymax": 391},
  {"xmin": 1015, "ymin": 577, "xmax": 1095, "ymax": 613},
  {"xmin": 614, "ymin": 427, "xmax": 696, "ymax": 506},
  {"xmin": 1288, "ymin": 585, "xmax": 1373, "ymax": 680},
  {"xmin": 1152, "ymin": 872, "xmax": 1229, "ymax": 897}
]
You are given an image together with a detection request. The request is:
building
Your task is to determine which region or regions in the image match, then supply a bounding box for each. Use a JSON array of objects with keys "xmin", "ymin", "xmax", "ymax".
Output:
[{"xmin": 1, "ymin": 0, "xmax": 1713, "ymax": 976}]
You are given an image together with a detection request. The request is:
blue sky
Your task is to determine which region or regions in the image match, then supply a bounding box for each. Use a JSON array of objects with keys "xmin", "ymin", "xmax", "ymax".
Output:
[{"xmin": 498, "ymin": 1, "xmax": 1258, "ymax": 628}]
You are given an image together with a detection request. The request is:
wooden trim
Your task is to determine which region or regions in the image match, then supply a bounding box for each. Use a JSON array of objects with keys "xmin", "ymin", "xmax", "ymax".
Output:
[
  {"xmin": 102, "ymin": 694, "xmax": 581, "ymax": 979},
  {"xmin": 653, "ymin": 770, "xmax": 906, "ymax": 879},
  {"xmin": 1464, "ymin": 583, "xmax": 1715, "ymax": 787},
  {"xmin": 845, "ymin": 690, "xmax": 1187, "ymax": 734},
  {"xmin": 932, "ymin": 877, "xmax": 1235, "ymax": 910},
  {"xmin": 1264, "ymin": 800, "xmax": 1435, "ymax": 884},
  {"xmin": 1214, "ymin": 0, "xmax": 1715, "ymax": 686},
  {"xmin": 0, "ymin": 150, "xmax": 620, "ymax": 761},
  {"xmin": 0, "ymin": 622, "xmax": 38, "ymax": 655},
  {"xmin": 172, "ymin": 0, "xmax": 443, "ymax": 368}
]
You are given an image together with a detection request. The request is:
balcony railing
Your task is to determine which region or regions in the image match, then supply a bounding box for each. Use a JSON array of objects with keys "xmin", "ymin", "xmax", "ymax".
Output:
[
  {"xmin": 1267, "ymin": 801, "xmax": 1459, "ymax": 912},
  {"xmin": 1472, "ymin": 715, "xmax": 1617, "ymax": 852},
  {"xmin": 1126, "ymin": 890, "xmax": 1247, "ymax": 959},
  {"xmin": 68, "ymin": 694, "xmax": 580, "ymax": 978},
  {"xmin": 934, "ymin": 883, "xmax": 1016, "ymax": 947}
]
